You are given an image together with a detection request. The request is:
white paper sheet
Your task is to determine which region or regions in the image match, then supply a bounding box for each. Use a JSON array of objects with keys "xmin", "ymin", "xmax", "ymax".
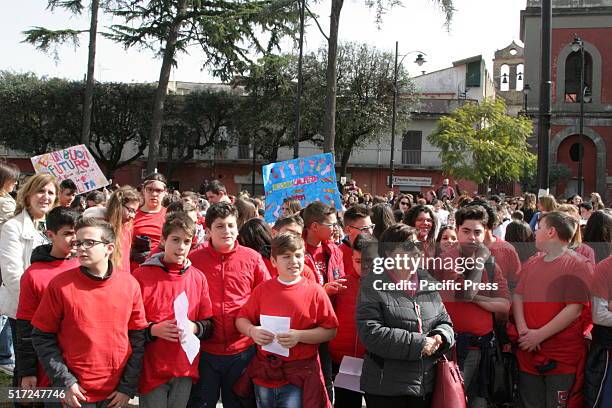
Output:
[
  {"xmin": 173, "ymin": 291, "xmax": 200, "ymax": 364},
  {"xmin": 334, "ymin": 356, "xmax": 364, "ymax": 393},
  {"xmin": 260, "ymin": 314, "xmax": 291, "ymax": 357}
]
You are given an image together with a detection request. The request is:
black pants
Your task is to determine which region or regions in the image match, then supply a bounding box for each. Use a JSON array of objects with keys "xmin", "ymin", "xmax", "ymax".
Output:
[
  {"xmin": 319, "ymin": 342, "xmax": 334, "ymax": 402},
  {"xmin": 364, "ymin": 393, "xmax": 431, "ymax": 408},
  {"xmin": 331, "ymin": 363, "xmax": 363, "ymax": 408}
]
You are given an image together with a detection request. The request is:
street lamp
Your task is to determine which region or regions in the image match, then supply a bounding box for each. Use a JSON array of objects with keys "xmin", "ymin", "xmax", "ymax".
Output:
[
  {"xmin": 571, "ymin": 35, "xmax": 589, "ymax": 196},
  {"xmin": 389, "ymin": 41, "xmax": 426, "ymax": 189},
  {"xmin": 522, "ymin": 84, "xmax": 531, "ymax": 113}
]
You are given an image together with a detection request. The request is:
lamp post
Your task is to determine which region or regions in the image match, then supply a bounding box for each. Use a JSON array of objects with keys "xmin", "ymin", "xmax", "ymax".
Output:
[
  {"xmin": 389, "ymin": 41, "xmax": 426, "ymax": 189},
  {"xmin": 522, "ymin": 84, "xmax": 531, "ymax": 192},
  {"xmin": 571, "ymin": 36, "xmax": 591, "ymax": 196},
  {"xmin": 522, "ymin": 84, "xmax": 531, "ymax": 114},
  {"xmin": 293, "ymin": 0, "xmax": 305, "ymax": 159}
]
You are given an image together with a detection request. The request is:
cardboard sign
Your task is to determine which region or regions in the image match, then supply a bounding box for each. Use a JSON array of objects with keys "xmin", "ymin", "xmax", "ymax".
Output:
[
  {"xmin": 31, "ymin": 145, "xmax": 109, "ymax": 194},
  {"xmin": 263, "ymin": 153, "xmax": 343, "ymax": 223}
]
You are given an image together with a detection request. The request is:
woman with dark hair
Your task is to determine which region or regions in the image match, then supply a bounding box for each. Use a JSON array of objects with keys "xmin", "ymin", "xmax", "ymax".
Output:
[
  {"xmin": 281, "ymin": 198, "xmax": 302, "ymax": 216},
  {"xmin": 583, "ymin": 209, "xmax": 612, "ymax": 264},
  {"xmin": 392, "ymin": 194, "xmax": 412, "ymax": 214},
  {"xmin": 370, "ymin": 203, "xmax": 395, "ymax": 240},
  {"xmin": 69, "ymin": 195, "xmax": 87, "ymax": 213},
  {"xmin": 234, "ymin": 198, "xmax": 258, "ymax": 230},
  {"xmin": 131, "ymin": 172, "xmax": 168, "ymax": 270},
  {"xmin": 504, "ymin": 220, "xmax": 537, "ymax": 264},
  {"xmin": 435, "ymin": 225, "xmax": 457, "ymax": 256},
  {"xmin": 356, "ymin": 224, "xmax": 454, "ymax": 407},
  {"xmin": 403, "ymin": 204, "xmax": 437, "ymax": 257}
]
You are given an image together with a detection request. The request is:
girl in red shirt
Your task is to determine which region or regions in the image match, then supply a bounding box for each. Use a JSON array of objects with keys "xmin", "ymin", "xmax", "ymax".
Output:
[
  {"xmin": 131, "ymin": 173, "xmax": 168, "ymax": 271},
  {"xmin": 106, "ymin": 186, "xmax": 140, "ymax": 274}
]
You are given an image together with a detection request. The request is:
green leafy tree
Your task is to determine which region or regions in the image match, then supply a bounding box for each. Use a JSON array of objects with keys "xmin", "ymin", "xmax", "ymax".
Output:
[
  {"xmin": 23, "ymin": 0, "xmax": 104, "ymax": 147},
  {"xmin": 427, "ymin": 98, "xmax": 536, "ymax": 194},
  {"xmin": 104, "ymin": 0, "xmax": 298, "ymax": 174},
  {"xmin": 89, "ymin": 82, "xmax": 156, "ymax": 177},
  {"xmin": 161, "ymin": 89, "xmax": 240, "ymax": 178},
  {"xmin": 0, "ymin": 72, "xmax": 80, "ymax": 155}
]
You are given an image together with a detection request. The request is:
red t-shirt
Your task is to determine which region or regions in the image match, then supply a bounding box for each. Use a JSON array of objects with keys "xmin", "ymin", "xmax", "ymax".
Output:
[
  {"xmin": 133, "ymin": 260, "xmax": 213, "ymax": 394},
  {"xmin": 514, "ymin": 251, "xmax": 592, "ymax": 375},
  {"xmin": 131, "ymin": 208, "xmax": 167, "ymax": 271},
  {"xmin": 237, "ymin": 277, "xmax": 338, "ymax": 387},
  {"xmin": 305, "ymin": 243, "xmax": 328, "ymax": 286},
  {"xmin": 573, "ymin": 244, "xmax": 596, "ymax": 265},
  {"xmin": 488, "ymin": 239, "xmax": 522, "ymax": 288},
  {"xmin": 438, "ymin": 248, "xmax": 510, "ymax": 336},
  {"xmin": 17, "ymin": 257, "xmax": 80, "ymax": 387},
  {"xmin": 31, "ymin": 267, "xmax": 148, "ymax": 402}
]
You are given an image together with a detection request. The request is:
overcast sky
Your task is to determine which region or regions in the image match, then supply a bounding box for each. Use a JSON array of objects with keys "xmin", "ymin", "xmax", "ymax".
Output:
[{"xmin": 0, "ymin": 0, "xmax": 527, "ymax": 83}]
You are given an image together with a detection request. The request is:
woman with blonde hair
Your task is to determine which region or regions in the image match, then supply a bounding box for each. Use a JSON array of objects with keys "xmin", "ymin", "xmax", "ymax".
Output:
[
  {"xmin": 557, "ymin": 203, "xmax": 596, "ymax": 263},
  {"xmin": 529, "ymin": 194, "xmax": 557, "ymax": 231},
  {"xmin": 106, "ymin": 186, "xmax": 141, "ymax": 273},
  {"xmin": 0, "ymin": 174, "xmax": 58, "ymax": 383}
]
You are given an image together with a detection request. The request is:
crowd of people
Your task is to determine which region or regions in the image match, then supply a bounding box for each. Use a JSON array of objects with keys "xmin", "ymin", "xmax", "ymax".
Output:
[{"xmin": 0, "ymin": 161, "xmax": 609, "ymax": 408}]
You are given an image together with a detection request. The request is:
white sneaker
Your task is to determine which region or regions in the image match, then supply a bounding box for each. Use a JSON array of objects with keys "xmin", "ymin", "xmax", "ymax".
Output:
[{"xmin": 0, "ymin": 363, "xmax": 14, "ymax": 375}]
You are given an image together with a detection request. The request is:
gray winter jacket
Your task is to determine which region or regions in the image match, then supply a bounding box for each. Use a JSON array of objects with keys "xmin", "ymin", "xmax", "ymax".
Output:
[{"xmin": 356, "ymin": 269, "xmax": 454, "ymax": 397}]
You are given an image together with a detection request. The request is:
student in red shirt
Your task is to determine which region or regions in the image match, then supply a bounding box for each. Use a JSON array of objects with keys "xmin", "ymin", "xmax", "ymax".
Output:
[
  {"xmin": 513, "ymin": 212, "xmax": 592, "ymax": 408},
  {"xmin": 31, "ymin": 217, "xmax": 148, "ymax": 408},
  {"xmin": 302, "ymin": 202, "xmax": 346, "ymax": 400},
  {"xmin": 272, "ymin": 214, "xmax": 305, "ymax": 237},
  {"xmin": 235, "ymin": 231, "xmax": 338, "ymax": 407},
  {"xmin": 437, "ymin": 205, "xmax": 510, "ymax": 407},
  {"xmin": 106, "ymin": 186, "xmax": 140, "ymax": 274},
  {"xmin": 329, "ymin": 233, "xmax": 377, "ymax": 408},
  {"xmin": 188, "ymin": 203, "xmax": 270, "ymax": 408},
  {"xmin": 15, "ymin": 206, "xmax": 80, "ymax": 390},
  {"xmin": 133, "ymin": 212, "xmax": 213, "ymax": 408},
  {"xmin": 131, "ymin": 173, "xmax": 168, "ymax": 271}
]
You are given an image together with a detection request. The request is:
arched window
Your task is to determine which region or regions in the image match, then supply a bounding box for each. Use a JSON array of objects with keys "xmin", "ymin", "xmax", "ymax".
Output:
[
  {"xmin": 564, "ymin": 51, "xmax": 592, "ymax": 103},
  {"xmin": 515, "ymin": 63, "xmax": 524, "ymax": 91},
  {"xmin": 500, "ymin": 64, "xmax": 510, "ymax": 91}
]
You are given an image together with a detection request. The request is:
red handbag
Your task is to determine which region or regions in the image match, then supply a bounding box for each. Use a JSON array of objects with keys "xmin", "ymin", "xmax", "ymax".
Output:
[{"xmin": 431, "ymin": 355, "xmax": 467, "ymax": 408}]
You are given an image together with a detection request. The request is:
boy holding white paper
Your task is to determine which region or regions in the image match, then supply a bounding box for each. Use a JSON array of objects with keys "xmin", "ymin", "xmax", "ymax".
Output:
[
  {"xmin": 235, "ymin": 232, "xmax": 338, "ymax": 408},
  {"xmin": 132, "ymin": 212, "xmax": 213, "ymax": 408}
]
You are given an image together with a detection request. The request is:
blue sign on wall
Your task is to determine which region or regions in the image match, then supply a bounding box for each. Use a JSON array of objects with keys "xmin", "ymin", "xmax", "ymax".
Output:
[{"xmin": 263, "ymin": 153, "xmax": 343, "ymax": 223}]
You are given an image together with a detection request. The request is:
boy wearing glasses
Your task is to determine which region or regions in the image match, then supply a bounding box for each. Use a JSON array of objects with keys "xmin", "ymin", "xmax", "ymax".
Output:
[
  {"xmin": 15, "ymin": 207, "xmax": 80, "ymax": 391},
  {"xmin": 31, "ymin": 218, "xmax": 148, "ymax": 408}
]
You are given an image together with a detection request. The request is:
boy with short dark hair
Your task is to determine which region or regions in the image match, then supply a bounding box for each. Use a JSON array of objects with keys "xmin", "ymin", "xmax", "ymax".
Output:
[
  {"xmin": 438, "ymin": 205, "xmax": 510, "ymax": 407},
  {"xmin": 31, "ymin": 218, "xmax": 148, "ymax": 408},
  {"xmin": 513, "ymin": 211, "xmax": 592, "ymax": 408},
  {"xmin": 272, "ymin": 214, "xmax": 305, "ymax": 236},
  {"xmin": 59, "ymin": 179, "xmax": 78, "ymax": 208},
  {"xmin": 15, "ymin": 207, "xmax": 80, "ymax": 390},
  {"xmin": 133, "ymin": 212, "xmax": 213, "ymax": 408},
  {"xmin": 340, "ymin": 205, "xmax": 373, "ymax": 277},
  {"xmin": 235, "ymin": 232, "xmax": 338, "ymax": 407},
  {"xmin": 188, "ymin": 203, "xmax": 270, "ymax": 408},
  {"xmin": 204, "ymin": 181, "xmax": 231, "ymax": 204}
]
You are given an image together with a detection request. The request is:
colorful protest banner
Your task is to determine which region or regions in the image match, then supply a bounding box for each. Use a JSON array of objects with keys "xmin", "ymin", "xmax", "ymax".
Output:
[
  {"xmin": 263, "ymin": 153, "xmax": 343, "ymax": 223},
  {"xmin": 30, "ymin": 145, "xmax": 109, "ymax": 194}
]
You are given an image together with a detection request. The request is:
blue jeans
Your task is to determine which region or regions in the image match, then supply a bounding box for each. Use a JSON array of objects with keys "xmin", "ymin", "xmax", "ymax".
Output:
[
  {"xmin": 254, "ymin": 384, "xmax": 302, "ymax": 408},
  {"xmin": 187, "ymin": 346, "xmax": 255, "ymax": 408},
  {"xmin": 0, "ymin": 315, "xmax": 13, "ymax": 364}
]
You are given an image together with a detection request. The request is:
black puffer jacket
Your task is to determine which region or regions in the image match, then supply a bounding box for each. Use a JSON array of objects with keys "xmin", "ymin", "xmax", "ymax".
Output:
[{"xmin": 356, "ymin": 269, "xmax": 454, "ymax": 397}]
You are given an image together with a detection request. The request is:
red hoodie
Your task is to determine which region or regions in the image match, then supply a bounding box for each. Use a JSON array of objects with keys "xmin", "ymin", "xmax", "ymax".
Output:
[
  {"xmin": 302, "ymin": 235, "xmax": 345, "ymax": 287},
  {"xmin": 189, "ymin": 241, "xmax": 270, "ymax": 355}
]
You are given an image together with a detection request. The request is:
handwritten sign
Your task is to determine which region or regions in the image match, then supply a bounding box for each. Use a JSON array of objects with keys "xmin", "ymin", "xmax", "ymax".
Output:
[
  {"xmin": 263, "ymin": 153, "xmax": 343, "ymax": 223},
  {"xmin": 31, "ymin": 145, "xmax": 109, "ymax": 194}
]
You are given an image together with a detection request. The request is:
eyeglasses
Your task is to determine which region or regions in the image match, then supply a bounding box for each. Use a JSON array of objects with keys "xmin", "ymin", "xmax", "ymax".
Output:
[
  {"xmin": 145, "ymin": 187, "xmax": 166, "ymax": 195},
  {"xmin": 72, "ymin": 239, "xmax": 110, "ymax": 250},
  {"xmin": 317, "ymin": 222, "xmax": 339, "ymax": 229},
  {"xmin": 401, "ymin": 240, "xmax": 423, "ymax": 252},
  {"xmin": 348, "ymin": 224, "xmax": 376, "ymax": 232},
  {"xmin": 122, "ymin": 204, "xmax": 137, "ymax": 216},
  {"xmin": 400, "ymin": 201, "xmax": 410, "ymax": 206}
]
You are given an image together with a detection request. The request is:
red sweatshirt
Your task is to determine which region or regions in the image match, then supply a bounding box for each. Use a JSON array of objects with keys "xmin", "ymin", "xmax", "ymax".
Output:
[
  {"xmin": 133, "ymin": 255, "xmax": 213, "ymax": 394},
  {"xmin": 189, "ymin": 241, "xmax": 270, "ymax": 355}
]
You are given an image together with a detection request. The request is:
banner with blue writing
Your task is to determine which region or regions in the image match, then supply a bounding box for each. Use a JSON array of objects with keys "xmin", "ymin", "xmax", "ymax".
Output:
[{"xmin": 263, "ymin": 153, "xmax": 343, "ymax": 223}]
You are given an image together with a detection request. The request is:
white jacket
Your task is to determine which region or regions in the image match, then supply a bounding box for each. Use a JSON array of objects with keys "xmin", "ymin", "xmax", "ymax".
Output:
[{"xmin": 0, "ymin": 209, "xmax": 48, "ymax": 318}]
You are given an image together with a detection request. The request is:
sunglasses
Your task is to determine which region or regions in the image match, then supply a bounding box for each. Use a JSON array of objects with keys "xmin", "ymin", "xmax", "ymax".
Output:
[
  {"xmin": 348, "ymin": 224, "xmax": 376, "ymax": 232},
  {"xmin": 400, "ymin": 201, "xmax": 410, "ymax": 206}
]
